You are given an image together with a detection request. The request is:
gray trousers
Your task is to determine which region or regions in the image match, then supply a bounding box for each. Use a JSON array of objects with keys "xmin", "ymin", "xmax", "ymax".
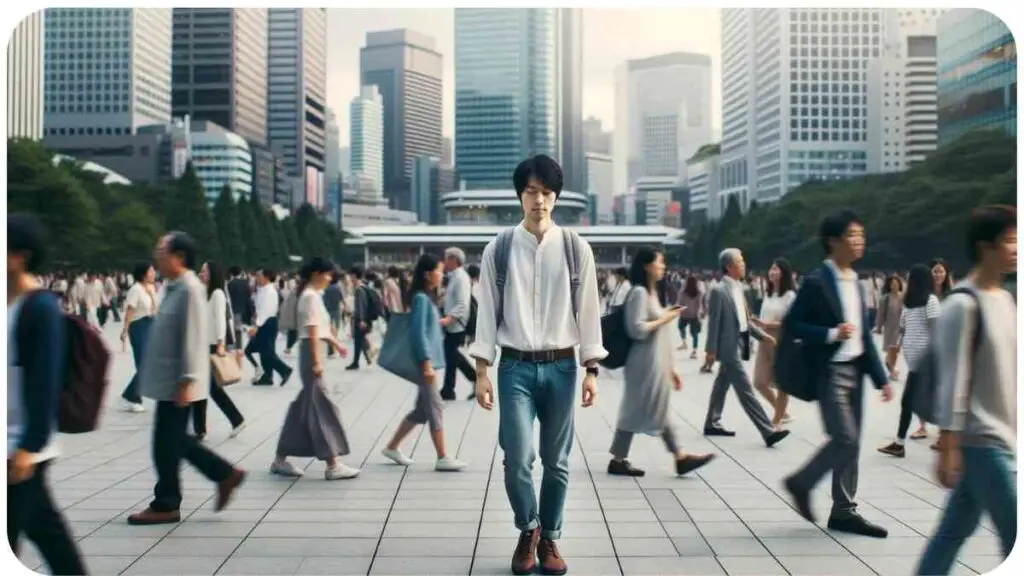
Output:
[
  {"xmin": 789, "ymin": 362, "xmax": 863, "ymax": 519},
  {"xmin": 610, "ymin": 426, "xmax": 680, "ymax": 460},
  {"xmin": 703, "ymin": 357, "xmax": 774, "ymax": 439}
]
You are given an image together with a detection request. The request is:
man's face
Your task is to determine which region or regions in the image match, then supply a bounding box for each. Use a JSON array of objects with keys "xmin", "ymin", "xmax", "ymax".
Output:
[
  {"xmin": 728, "ymin": 253, "xmax": 746, "ymax": 279},
  {"xmin": 256, "ymin": 271, "xmax": 267, "ymax": 286},
  {"xmin": 987, "ymin": 227, "xmax": 1018, "ymax": 274},
  {"xmin": 519, "ymin": 177, "xmax": 556, "ymax": 224},
  {"xmin": 444, "ymin": 255, "xmax": 458, "ymax": 272},
  {"xmin": 154, "ymin": 236, "xmax": 172, "ymax": 278},
  {"xmin": 831, "ymin": 222, "xmax": 866, "ymax": 262}
]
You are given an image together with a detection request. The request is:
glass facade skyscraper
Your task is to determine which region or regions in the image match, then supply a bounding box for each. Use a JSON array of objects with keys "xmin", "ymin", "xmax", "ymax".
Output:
[
  {"xmin": 936, "ymin": 9, "xmax": 1016, "ymax": 146},
  {"xmin": 454, "ymin": 8, "xmax": 557, "ymax": 189}
]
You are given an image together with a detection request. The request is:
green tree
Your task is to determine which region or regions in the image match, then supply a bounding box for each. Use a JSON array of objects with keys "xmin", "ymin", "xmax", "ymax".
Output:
[
  {"xmin": 281, "ymin": 216, "xmax": 302, "ymax": 258},
  {"xmin": 236, "ymin": 195, "xmax": 256, "ymax": 269},
  {"xmin": 165, "ymin": 162, "xmax": 220, "ymax": 262},
  {"xmin": 213, "ymin": 184, "xmax": 244, "ymax": 267},
  {"xmin": 100, "ymin": 202, "xmax": 163, "ymax": 270}
]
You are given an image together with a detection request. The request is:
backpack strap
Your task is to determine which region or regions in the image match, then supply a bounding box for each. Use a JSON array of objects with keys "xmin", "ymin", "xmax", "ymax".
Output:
[
  {"xmin": 15, "ymin": 290, "xmax": 49, "ymax": 366},
  {"xmin": 493, "ymin": 228, "xmax": 516, "ymax": 329},
  {"xmin": 562, "ymin": 228, "xmax": 582, "ymax": 322}
]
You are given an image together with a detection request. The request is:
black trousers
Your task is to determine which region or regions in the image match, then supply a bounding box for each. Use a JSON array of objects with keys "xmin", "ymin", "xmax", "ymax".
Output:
[
  {"xmin": 441, "ymin": 331, "xmax": 476, "ymax": 396},
  {"xmin": 192, "ymin": 346, "xmax": 245, "ymax": 435},
  {"xmin": 246, "ymin": 318, "xmax": 290, "ymax": 384},
  {"xmin": 348, "ymin": 324, "xmax": 368, "ymax": 368},
  {"xmin": 150, "ymin": 401, "xmax": 234, "ymax": 512},
  {"xmin": 7, "ymin": 460, "xmax": 88, "ymax": 576},
  {"xmin": 897, "ymin": 370, "xmax": 920, "ymax": 440}
]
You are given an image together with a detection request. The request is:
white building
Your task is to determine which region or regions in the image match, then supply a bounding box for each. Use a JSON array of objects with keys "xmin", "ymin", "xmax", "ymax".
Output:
[
  {"xmin": 8, "ymin": 12, "xmax": 43, "ymax": 139},
  {"xmin": 188, "ymin": 121, "xmax": 253, "ymax": 204},
  {"xmin": 867, "ymin": 9, "xmax": 942, "ymax": 173},
  {"xmin": 634, "ymin": 176, "xmax": 680, "ymax": 226},
  {"xmin": 614, "ymin": 52, "xmax": 712, "ymax": 195},
  {"xmin": 585, "ymin": 152, "xmax": 614, "ymax": 224},
  {"xmin": 350, "ymin": 85, "xmax": 385, "ymax": 199},
  {"xmin": 687, "ymin": 147, "xmax": 722, "ymax": 222},
  {"xmin": 267, "ymin": 8, "xmax": 328, "ymax": 207},
  {"xmin": 720, "ymin": 9, "xmax": 888, "ymax": 206},
  {"xmin": 341, "ymin": 202, "xmax": 418, "ymax": 228},
  {"xmin": 325, "ymin": 107, "xmax": 341, "ymax": 185},
  {"xmin": 43, "ymin": 8, "xmax": 172, "ymax": 137}
]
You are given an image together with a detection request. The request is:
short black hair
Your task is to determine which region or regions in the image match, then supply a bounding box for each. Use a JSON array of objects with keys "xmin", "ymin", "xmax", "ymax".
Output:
[
  {"xmin": 348, "ymin": 265, "xmax": 364, "ymax": 280},
  {"xmin": 229, "ymin": 265, "xmax": 241, "ymax": 276},
  {"xmin": 132, "ymin": 262, "xmax": 152, "ymax": 284},
  {"xmin": 166, "ymin": 231, "xmax": 198, "ymax": 271},
  {"xmin": 260, "ymin": 268, "xmax": 278, "ymax": 282},
  {"xmin": 513, "ymin": 155, "xmax": 564, "ymax": 198},
  {"xmin": 819, "ymin": 209, "xmax": 862, "ymax": 255},
  {"xmin": 967, "ymin": 205, "xmax": 1016, "ymax": 265},
  {"xmin": 466, "ymin": 263, "xmax": 480, "ymax": 280},
  {"xmin": 8, "ymin": 213, "xmax": 49, "ymax": 273}
]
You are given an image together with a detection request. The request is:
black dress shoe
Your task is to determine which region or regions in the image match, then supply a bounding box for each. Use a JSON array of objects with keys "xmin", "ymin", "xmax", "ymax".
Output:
[
  {"xmin": 280, "ymin": 368, "xmax": 294, "ymax": 387},
  {"xmin": 703, "ymin": 426, "xmax": 736, "ymax": 437},
  {"xmin": 676, "ymin": 453, "xmax": 715, "ymax": 476},
  {"xmin": 765, "ymin": 429, "xmax": 791, "ymax": 448},
  {"xmin": 607, "ymin": 459, "xmax": 645, "ymax": 477},
  {"xmin": 827, "ymin": 515, "xmax": 888, "ymax": 538},
  {"xmin": 783, "ymin": 476, "xmax": 816, "ymax": 523},
  {"xmin": 440, "ymin": 390, "xmax": 456, "ymax": 401}
]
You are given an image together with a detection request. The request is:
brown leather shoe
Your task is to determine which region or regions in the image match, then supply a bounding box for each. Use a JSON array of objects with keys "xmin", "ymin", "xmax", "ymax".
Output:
[
  {"xmin": 510, "ymin": 527, "xmax": 539, "ymax": 575},
  {"xmin": 215, "ymin": 468, "xmax": 246, "ymax": 512},
  {"xmin": 127, "ymin": 508, "xmax": 180, "ymax": 525},
  {"xmin": 537, "ymin": 537, "xmax": 567, "ymax": 575}
]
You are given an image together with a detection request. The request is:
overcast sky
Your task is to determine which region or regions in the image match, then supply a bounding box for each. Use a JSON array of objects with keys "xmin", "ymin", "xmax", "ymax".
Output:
[{"xmin": 327, "ymin": 8, "xmax": 721, "ymax": 146}]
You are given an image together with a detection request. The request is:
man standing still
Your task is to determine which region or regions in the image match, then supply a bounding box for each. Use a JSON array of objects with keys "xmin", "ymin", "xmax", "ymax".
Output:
[
  {"xmin": 440, "ymin": 247, "xmax": 477, "ymax": 401},
  {"xmin": 127, "ymin": 232, "xmax": 246, "ymax": 525},
  {"xmin": 703, "ymin": 248, "xmax": 791, "ymax": 448},
  {"xmin": 471, "ymin": 155, "xmax": 605, "ymax": 576},
  {"xmin": 782, "ymin": 210, "xmax": 893, "ymax": 538}
]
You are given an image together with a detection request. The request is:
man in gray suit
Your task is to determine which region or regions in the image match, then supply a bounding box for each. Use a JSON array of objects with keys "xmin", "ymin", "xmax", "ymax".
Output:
[
  {"xmin": 703, "ymin": 248, "xmax": 791, "ymax": 447},
  {"xmin": 440, "ymin": 247, "xmax": 478, "ymax": 400}
]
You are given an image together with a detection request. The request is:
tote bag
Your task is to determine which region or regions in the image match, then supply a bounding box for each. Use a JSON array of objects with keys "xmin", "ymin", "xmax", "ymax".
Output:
[{"xmin": 377, "ymin": 312, "xmax": 423, "ymax": 385}]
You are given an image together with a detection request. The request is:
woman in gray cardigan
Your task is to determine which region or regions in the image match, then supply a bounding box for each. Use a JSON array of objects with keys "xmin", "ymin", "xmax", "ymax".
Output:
[
  {"xmin": 874, "ymin": 274, "xmax": 904, "ymax": 380},
  {"xmin": 607, "ymin": 249, "xmax": 715, "ymax": 478}
]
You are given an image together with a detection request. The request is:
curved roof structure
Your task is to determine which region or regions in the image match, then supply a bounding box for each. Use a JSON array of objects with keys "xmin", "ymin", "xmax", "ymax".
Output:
[
  {"xmin": 52, "ymin": 154, "xmax": 132, "ymax": 185},
  {"xmin": 440, "ymin": 188, "xmax": 588, "ymax": 206},
  {"xmin": 344, "ymin": 225, "xmax": 686, "ymax": 246}
]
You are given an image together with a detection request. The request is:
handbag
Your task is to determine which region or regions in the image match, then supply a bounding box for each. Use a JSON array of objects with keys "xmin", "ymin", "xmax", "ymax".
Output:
[
  {"xmin": 211, "ymin": 353, "xmax": 241, "ymax": 387},
  {"xmin": 376, "ymin": 312, "xmax": 423, "ymax": 385}
]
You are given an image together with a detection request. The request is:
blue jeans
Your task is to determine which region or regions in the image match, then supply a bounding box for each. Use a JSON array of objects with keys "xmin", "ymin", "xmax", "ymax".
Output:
[
  {"xmin": 498, "ymin": 356, "xmax": 577, "ymax": 540},
  {"xmin": 917, "ymin": 445, "xmax": 1016, "ymax": 575},
  {"xmin": 121, "ymin": 317, "xmax": 153, "ymax": 404}
]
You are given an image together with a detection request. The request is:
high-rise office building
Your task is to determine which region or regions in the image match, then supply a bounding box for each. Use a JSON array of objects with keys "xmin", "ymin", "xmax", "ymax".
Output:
[
  {"xmin": 325, "ymin": 107, "xmax": 341, "ymax": 182},
  {"xmin": 937, "ymin": 9, "xmax": 1016, "ymax": 146},
  {"xmin": 557, "ymin": 8, "xmax": 584, "ymax": 193},
  {"xmin": 613, "ymin": 52, "xmax": 712, "ymax": 195},
  {"xmin": 267, "ymin": 8, "xmax": 328, "ymax": 207},
  {"xmin": 582, "ymin": 116, "xmax": 612, "ymax": 155},
  {"xmin": 867, "ymin": 9, "xmax": 942, "ymax": 173},
  {"xmin": 171, "ymin": 9, "xmax": 268, "ymax": 145},
  {"xmin": 350, "ymin": 85, "xmax": 384, "ymax": 198},
  {"xmin": 455, "ymin": 8, "xmax": 558, "ymax": 189},
  {"xmin": 719, "ymin": 8, "xmax": 888, "ymax": 206},
  {"xmin": 43, "ymin": 8, "xmax": 172, "ymax": 137},
  {"xmin": 360, "ymin": 29, "xmax": 443, "ymax": 211},
  {"xmin": 8, "ymin": 12, "xmax": 44, "ymax": 139}
]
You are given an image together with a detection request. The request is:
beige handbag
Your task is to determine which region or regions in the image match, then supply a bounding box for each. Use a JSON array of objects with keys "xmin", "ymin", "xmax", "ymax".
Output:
[{"xmin": 211, "ymin": 353, "xmax": 241, "ymax": 387}]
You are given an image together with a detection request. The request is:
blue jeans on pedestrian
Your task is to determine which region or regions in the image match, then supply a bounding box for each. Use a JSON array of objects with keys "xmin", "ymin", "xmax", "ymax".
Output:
[
  {"xmin": 497, "ymin": 356, "xmax": 577, "ymax": 540},
  {"xmin": 121, "ymin": 317, "xmax": 153, "ymax": 404},
  {"xmin": 916, "ymin": 445, "xmax": 1017, "ymax": 575}
]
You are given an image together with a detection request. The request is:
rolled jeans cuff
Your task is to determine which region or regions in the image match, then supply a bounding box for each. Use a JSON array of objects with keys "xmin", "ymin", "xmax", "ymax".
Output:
[
  {"xmin": 541, "ymin": 528, "xmax": 562, "ymax": 540},
  {"xmin": 516, "ymin": 516, "xmax": 540, "ymax": 534}
]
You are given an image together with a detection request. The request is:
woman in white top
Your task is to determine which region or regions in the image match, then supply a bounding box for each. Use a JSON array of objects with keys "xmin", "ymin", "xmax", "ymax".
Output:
[
  {"xmin": 191, "ymin": 261, "xmax": 246, "ymax": 440},
  {"xmin": 119, "ymin": 263, "xmax": 158, "ymax": 412},
  {"xmin": 878, "ymin": 264, "xmax": 941, "ymax": 458},
  {"xmin": 750, "ymin": 258, "xmax": 797, "ymax": 429},
  {"xmin": 271, "ymin": 257, "xmax": 359, "ymax": 481}
]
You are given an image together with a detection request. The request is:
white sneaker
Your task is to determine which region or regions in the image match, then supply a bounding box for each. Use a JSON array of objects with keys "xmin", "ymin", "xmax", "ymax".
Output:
[
  {"xmin": 229, "ymin": 421, "xmax": 247, "ymax": 438},
  {"xmin": 325, "ymin": 463, "xmax": 360, "ymax": 480},
  {"xmin": 120, "ymin": 400, "xmax": 145, "ymax": 413},
  {"xmin": 382, "ymin": 448, "xmax": 414, "ymax": 466},
  {"xmin": 270, "ymin": 460, "xmax": 304, "ymax": 477},
  {"xmin": 435, "ymin": 457, "xmax": 468, "ymax": 472}
]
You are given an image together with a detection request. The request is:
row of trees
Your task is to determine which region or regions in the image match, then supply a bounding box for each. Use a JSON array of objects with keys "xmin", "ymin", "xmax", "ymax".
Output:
[
  {"xmin": 684, "ymin": 129, "xmax": 1017, "ymax": 272},
  {"xmin": 7, "ymin": 138, "xmax": 350, "ymax": 272}
]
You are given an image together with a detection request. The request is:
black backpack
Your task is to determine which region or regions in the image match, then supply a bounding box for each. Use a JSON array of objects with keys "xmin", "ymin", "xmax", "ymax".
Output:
[
  {"xmin": 464, "ymin": 295, "xmax": 478, "ymax": 337},
  {"xmin": 599, "ymin": 287, "xmax": 639, "ymax": 369},
  {"xmin": 16, "ymin": 291, "xmax": 111, "ymax": 434},
  {"xmin": 363, "ymin": 285, "xmax": 383, "ymax": 323}
]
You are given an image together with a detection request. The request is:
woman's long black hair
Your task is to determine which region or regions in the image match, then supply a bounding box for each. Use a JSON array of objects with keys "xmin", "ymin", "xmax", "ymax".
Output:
[
  {"xmin": 903, "ymin": 264, "xmax": 933, "ymax": 309},
  {"xmin": 929, "ymin": 258, "xmax": 952, "ymax": 298},
  {"xmin": 628, "ymin": 248, "xmax": 665, "ymax": 305},
  {"xmin": 767, "ymin": 258, "xmax": 795, "ymax": 297},
  {"xmin": 882, "ymin": 274, "xmax": 903, "ymax": 295},
  {"xmin": 683, "ymin": 275, "xmax": 700, "ymax": 299},
  {"xmin": 205, "ymin": 261, "xmax": 226, "ymax": 299},
  {"xmin": 405, "ymin": 253, "xmax": 442, "ymax": 310}
]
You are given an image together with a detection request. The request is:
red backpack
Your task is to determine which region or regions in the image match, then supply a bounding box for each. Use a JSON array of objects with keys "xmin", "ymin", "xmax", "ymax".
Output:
[{"xmin": 17, "ymin": 291, "xmax": 112, "ymax": 434}]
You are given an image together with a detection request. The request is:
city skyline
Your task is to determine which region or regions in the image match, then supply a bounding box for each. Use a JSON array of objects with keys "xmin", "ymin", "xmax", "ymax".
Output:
[{"xmin": 326, "ymin": 7, "xmax": 722, "ymax": 146}]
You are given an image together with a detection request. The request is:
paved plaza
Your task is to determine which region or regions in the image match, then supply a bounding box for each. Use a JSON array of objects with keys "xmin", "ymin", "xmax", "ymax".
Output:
[{"xmin": 15, "ymin": 323, "xmax": 1007, "ymax": 576}]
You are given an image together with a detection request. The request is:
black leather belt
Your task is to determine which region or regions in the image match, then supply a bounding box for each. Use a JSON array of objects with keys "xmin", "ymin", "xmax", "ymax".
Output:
[{"xmin": 500, "ymin": 347, "xmax": 575, "ymax": 364}]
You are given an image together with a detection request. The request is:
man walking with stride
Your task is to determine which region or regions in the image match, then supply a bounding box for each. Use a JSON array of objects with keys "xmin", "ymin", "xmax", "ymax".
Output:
[{"xmin": 471, "ymin": 155, "xmax": 605, "ymax": 576}]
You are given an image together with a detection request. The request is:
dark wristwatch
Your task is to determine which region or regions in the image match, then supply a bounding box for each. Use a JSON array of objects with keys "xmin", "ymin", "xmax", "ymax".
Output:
[{"xmin": 585, "ymin": 366, "xmax": 599, "ymax": 377}]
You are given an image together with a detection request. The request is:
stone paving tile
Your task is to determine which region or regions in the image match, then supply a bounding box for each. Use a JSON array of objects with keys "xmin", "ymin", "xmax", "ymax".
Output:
[{"xmin": 16, "ymin": 323, "xmax": 1002, "ymax": 575}]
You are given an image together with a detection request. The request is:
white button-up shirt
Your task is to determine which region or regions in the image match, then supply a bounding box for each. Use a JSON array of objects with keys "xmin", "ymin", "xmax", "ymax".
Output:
[
  {"xmin": 253, "ymin": 283, "xmax": 279, "ymax": 328},
  {"xmin": 824, "ymin": 259, "xmax": 864, "ymax": 361},
  {"xmin": 469, "ymin": 224, "xmax": 607, "ymax": 366}
]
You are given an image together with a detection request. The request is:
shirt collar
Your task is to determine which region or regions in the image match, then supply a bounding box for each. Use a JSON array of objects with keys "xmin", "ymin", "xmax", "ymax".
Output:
[{"xmin": 824, "ymin": 259, "xmax": 857, "ymax": 282}]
